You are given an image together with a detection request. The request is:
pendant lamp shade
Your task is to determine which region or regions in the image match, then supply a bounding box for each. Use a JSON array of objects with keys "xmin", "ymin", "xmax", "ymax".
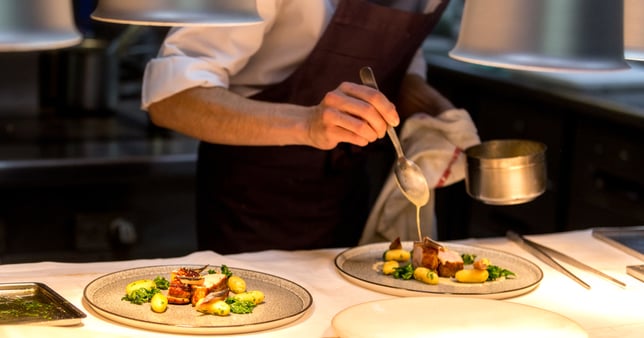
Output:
[
  {"xmin": 625, "ymin": 0, "xmax": 644, "ymax": 61},
  {"xmin": 0, "ymin": 0, "xmax": 81, "ymax": 52},
  {"xmin": 449, "ymin": 0, "xmax": 629, "ymax": 71},
  {"xmin": 91, "ymin": 0, "xmax": 262, "ymax": 27}
]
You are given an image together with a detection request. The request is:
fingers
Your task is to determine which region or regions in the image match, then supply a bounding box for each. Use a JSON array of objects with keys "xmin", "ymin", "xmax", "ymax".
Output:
[
  {"xmin": 336, "ymin": 82, "xmax": 400, "ymax": 127},
  {"xmin": 323, "ymin": 106, "xmax": 375, "ymax": 145},
  {"xmin": 308, "ymin": 81, "xmax": 401, "ymax": 149},
  {"xmin": 307, "ymin": 106, "xmax": 372, "ymax": 150},
  {"xmin": 321, "ymin": 99, "xmax": 380, "ymax": 142},
  {"xmin": 313, "ymin": 82, "xmax": 399, "ymax": 146}
]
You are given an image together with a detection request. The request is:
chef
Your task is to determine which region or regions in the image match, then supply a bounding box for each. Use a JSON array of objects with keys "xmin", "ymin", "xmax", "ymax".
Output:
[{"xmin": 142, "ymin": 0, "xmax": 466, "ymax": 254}]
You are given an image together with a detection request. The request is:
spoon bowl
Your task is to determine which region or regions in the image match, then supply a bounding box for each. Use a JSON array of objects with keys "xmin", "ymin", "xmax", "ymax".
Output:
[{"xmin": 394, "ymin": 154, "xmax": 430, "ymax": 206}]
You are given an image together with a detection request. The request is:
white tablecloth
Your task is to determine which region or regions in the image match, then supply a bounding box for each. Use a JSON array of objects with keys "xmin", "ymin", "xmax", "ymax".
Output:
[{"xmin": 1, "ymin": 229, "xmax": 642, "ymax": 338}]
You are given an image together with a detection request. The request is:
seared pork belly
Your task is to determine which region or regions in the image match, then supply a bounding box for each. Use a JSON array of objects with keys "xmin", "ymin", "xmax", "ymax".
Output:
[
  {"xmin": 171, "ymin": 266, "xmax": 206, "ymax": 286},
  {"xmin": 167, "ymin": 279, "xmax": 192, "ymax": 304}
]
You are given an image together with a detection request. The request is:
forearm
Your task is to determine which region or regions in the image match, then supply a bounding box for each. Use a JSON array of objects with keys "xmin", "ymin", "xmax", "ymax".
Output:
[
  {"xmin": 396, "ymin": 73, "xmax": 455, "ymax": 119},
  {"xmin": 148, "ymin": 82, "xmax": 403, "ymax": 151},
  {"xmin": 147, "ymin": 87, "xmax": 311, "ymax": 146}
]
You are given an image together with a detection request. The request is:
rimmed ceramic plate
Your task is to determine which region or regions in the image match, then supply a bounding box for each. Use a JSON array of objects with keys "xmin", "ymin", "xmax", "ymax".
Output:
[
  {"xmin": 83, "ymin": 265, "xmax": 313, "ymax": 335},
  {"xmin": 332, "ymin": 297, "xmax": 588, "ymax": 338},
  {"xmin": 335, "ymin": 242, "xmax": 542, "ymax": 299}
]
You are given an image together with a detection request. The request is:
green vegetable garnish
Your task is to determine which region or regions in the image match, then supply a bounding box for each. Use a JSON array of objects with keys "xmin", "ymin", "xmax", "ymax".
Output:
[
  {"xmin": 207, "ymin": 265, "xmax": 233, "ymax": 278},
  {"xmin": 461, "ymin": 253, "xmax": 477, "ymax": 265},
  {"xmin": 220, "ymin": 265, "xmax": 233, "ymax": 278},
  {"xmin": 487, "ymin": 265, "xmax": 515, "ymax": 280},
  {"xmin": 154, "ymin": 276, "xmax": 170, "ymax": 290},
  {"xmin": 121, "ymin": 287, "xmax": 160, "ymax": 305},
  {"xmin": 225, "ymin": 298, "xmax": 256, "ymax": 314},
  {"xmin": 392, "ymin": 263, "xmax": 414, "ymax": 280}
]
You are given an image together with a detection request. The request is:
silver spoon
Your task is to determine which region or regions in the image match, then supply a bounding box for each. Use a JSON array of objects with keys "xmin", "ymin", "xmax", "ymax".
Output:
[{"xmin": 359, "ymin": 67, "xmax": 430, "ymax": 208}]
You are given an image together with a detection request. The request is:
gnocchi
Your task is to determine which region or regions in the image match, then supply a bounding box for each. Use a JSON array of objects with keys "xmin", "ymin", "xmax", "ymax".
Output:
[
  {"xmin": 413, "ymin": 267, "xmax": 439, "ymax": 285},
  {"xmin": 207, "ymin": 300, "xmax": 231, "ymax": 316},
  {"xmin": 232, "ymin": 290, "xmax": 265, "ymax": 305},
  {"xmin": 454, "ymin": 268, "xmax": 489, "ymax": 283},
  {"xmin": 227, "ymin": 275, "xmax": 247, "ymax": 294},
  {"xmin": 150, "ymin": 293, "xmax": 168, "ymax": 313},
  {"xmin": 125, "ymin": 279, "xmax": 156, "ymax": 297},
  {"xmin": 383, "ymin": 249, "xmax": 411, "ymax": 262},
  {"xmin": 382, "ymin": 261, "xmax": 399, "ymax": 275}
]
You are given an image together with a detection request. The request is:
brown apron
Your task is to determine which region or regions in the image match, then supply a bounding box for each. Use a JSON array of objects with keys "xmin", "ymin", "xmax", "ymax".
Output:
[{"xmin": 196, "ymin": 0, "xmax": 449, "ymax": 253}]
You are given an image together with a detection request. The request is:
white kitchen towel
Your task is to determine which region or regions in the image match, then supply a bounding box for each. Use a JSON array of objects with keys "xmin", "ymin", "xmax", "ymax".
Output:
[{"xmin": 359, "ymin": 108, "xmax": 480, "ymax": 245}]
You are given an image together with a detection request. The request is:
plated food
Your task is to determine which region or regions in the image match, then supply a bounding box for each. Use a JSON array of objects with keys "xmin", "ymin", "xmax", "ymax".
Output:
[
  {"xmin": 335, "ymin": 241, "xmax": 543, "ymax": 299},
  {"xmin": 84, "ymin": 265, "xmax": 312, "ymax": 334},
  {"xmin": 119, "ymin": 265, "xmax": 265, "ymax": 317},
  {"xmin": 381, "ymin": 237, "xmax": 516, "ymax": 285}
]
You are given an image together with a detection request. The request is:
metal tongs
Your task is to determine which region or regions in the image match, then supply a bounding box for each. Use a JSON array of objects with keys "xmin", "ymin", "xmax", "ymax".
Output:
[{"xmin": 507, "ymin": 230, "xmax": 626, "ymax": 289}]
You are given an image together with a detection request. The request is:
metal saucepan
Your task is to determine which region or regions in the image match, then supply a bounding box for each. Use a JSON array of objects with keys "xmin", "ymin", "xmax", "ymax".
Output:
[{"xmin": 464, "ymin": 139, "xmax": 547, "ymax": 205}]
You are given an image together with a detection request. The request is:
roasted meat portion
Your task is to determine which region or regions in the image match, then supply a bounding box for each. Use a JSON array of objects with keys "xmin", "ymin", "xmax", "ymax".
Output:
[
  {"xmin": 171, "ymin": 266, "xmax": 207, "ymax": 285},
  {"xmin": 166, "ymin": 266, "xmax": 229, "ymax": 305},
  {"xmin": 437, "ymin": 249, "xmax": 464, "ymax": 277},
  {"xmin": 167, "ymin": 279, "xmax": 192, "ymax": 304},
  {"xmin": 412, "ymin": 236, "xmax": 463, "ymax": 278},
  {"xmin": 412, "ymin": 241, "xmax": 439, "ymax": 271}
]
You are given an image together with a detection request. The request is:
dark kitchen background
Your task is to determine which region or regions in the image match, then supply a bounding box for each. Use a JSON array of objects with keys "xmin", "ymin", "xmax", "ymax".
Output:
[
  {"xmin": 0, "ymin": 1, "xmax": 197, "ymax": 263},
  {"xmin": 0, "ymin": 1, "xmax": 642, "ymax": 263}
]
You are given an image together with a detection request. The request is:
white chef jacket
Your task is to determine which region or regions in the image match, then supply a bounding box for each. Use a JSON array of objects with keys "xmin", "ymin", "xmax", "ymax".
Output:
[{"xmin": 141, "ymin": 0, "xmax": 435, "ymax": 110}]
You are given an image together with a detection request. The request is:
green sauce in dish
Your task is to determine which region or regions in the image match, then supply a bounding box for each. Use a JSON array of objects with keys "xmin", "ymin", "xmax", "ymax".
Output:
[{"xmin": 0, "ymin": 295, "xmax": 62, "ymax": 322}]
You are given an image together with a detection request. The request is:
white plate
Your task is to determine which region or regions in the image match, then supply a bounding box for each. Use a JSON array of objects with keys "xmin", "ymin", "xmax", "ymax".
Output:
[
  {"xmin": 335, "ymin": 242, "xmax": 542, "ymax": 299},
  {"xmin": 83, "ymin": 265, "xmax": 312, "ymax": 335},
  {"xmin": 332, "ymin": 297, "xmax": 588, "ymax": 338}
]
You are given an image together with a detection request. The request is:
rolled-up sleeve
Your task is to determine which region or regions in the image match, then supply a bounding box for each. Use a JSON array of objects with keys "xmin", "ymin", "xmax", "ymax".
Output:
[{"xmin": 141, "ymin": 3, "xmax": 277, "ymax": 110}]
